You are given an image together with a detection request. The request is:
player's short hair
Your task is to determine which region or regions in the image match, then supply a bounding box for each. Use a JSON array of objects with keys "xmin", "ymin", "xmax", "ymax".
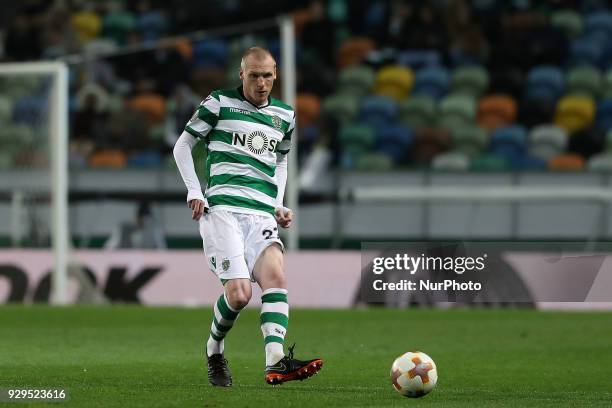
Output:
[{"xmin": 240, "ymin": 47, "xmax": 276, "ymax": 70}]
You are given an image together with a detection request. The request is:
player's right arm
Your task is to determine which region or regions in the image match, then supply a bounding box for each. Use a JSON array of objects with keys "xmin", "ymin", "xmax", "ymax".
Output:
[{"xmin": 173, "ymin": 93, "xmax": 220, "ymax": 220}]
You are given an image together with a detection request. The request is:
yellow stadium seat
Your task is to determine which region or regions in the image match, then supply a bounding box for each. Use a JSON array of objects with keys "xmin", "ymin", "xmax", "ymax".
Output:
[
  {"xmin": 554, "ymin": 96, "xmax": 595, "ymax": 133},
  {"xmin": 374, "ymin": 66, "xmax": 414, "ymax": 101}
]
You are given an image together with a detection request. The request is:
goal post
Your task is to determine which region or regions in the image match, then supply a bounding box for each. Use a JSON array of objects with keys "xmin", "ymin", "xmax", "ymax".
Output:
[{"xmin": 0, "ymin": 62, "xmax": 69, "ymax": 304}]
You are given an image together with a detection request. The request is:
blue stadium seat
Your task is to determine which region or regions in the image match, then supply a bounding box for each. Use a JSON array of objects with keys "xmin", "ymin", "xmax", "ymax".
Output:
[
  {"xmin": 584, "ymin": 12, "xmax": 612, "ymax": 38},
  {"xmin": 568, "ymin": 37, "xmax": 604, "ymax": 67},
  {"xmin": 193, "ymin": 39, "xmax": 228, "ymax": 68},
  {"xmin": 359, "ymin": 96, "xmax": 398, "ymax": 126},
  {"xmin": 412, "ymin": 66, "xmax": 450, "ymax": 100},
  {"xmin": 525, "ymin": 66, "xmax": 564, "ymax": 101},
  {"xmin": 595, "ymin": 98, "xmax": 612, "ymax": 131},
  {"xmin": 489, "ymin": 125, "xmax": 528, "ymax": 161},
  {"xmin": 375, "ymin": 124, "xmax": 414, "ymax": 163},
  {"xmin": 12, "ymin": 96, "xmax": 48, "ymax": 125},
  {"xmin": 128, "ymin": 151, "xmax": 163, "ymax": 167}
]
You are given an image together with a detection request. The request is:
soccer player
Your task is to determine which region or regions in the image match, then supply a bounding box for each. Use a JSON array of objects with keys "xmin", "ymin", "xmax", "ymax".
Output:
[{"xmin": 173, "ymin": 47, "xmax": 323, "ymax": 387}]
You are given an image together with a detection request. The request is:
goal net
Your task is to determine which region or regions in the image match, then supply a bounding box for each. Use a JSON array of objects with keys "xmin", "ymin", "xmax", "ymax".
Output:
[{"xmin": 0, "ymin": 62, "xmax": 69, "ymax": 304}]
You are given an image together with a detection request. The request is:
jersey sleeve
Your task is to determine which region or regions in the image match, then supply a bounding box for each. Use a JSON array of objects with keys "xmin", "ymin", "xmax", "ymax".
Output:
[
  {"xmin": 184, "ymin": 92, "xmax": 220, "ymax": 140},
  {"xmin": 276, "ymin": 111, "xmax": 294, "ymax": 155}
]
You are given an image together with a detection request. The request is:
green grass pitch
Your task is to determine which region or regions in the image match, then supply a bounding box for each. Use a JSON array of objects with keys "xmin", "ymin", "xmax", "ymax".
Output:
[{"xmin": 1, "ymin": 306, "xmax": 611, "ymax": 407}]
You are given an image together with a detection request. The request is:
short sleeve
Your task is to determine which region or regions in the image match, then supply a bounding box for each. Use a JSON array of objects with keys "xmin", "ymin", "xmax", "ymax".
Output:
[
  {"xmin": 276, "ymin": 111, "xmax": 294, "ymax": 155},
  {"xmin": 184, "ymin": 92, "xmax": 220, "ymax": 139}
]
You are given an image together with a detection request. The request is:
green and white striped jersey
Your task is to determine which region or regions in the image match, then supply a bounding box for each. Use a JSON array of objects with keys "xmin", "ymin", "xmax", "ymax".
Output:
[{"xmin": 184, "ymin": 87, "xmax": 294, "ymax": 217}]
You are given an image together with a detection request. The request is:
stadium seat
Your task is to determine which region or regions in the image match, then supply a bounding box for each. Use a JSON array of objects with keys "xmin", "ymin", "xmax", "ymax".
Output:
[
  {"xmin": 102, "ymin": 8, "xmax": 136, "ymax": 45},
  {"xmin": 587, "ymin": 153, "xmax": 612, "ymax": 171},
  {"xmin": 0, "ymin": 125, "xmax": 34, "ymax": 157},
  {"xmin": 437, "ymin": 94, "xmax": 477, "ymax": 128},
  {"xmin": 0, "ymin": 96, "xmax": 11, "ymax": 123},
  {"xmin": 321, "ymin": 93, "xmax": 359, "ymax": 124},
  {"xmin": 398, "ymin": 96, "xmax": 435, "ymax": 129},
  {"xmin": 412, "ymin": 66, "xmax": 451, "ymax": 100},
  {"xmin": 193, "ymin": 39, "xmax": 228, "ymax": 69},
  {"xmin": 470, "ymin": 153, "xmax": 509, "ymax": 171},
  {"xmin": 355, "ymin": 153, "xmax": 394, "ymax": 171},
  {"xmin": 451, "ymin": 66, "xmax": 489, "ymax": 97},
  {"xmin": 431, "ymin": 151, "xmax": 470, "ymax": 171},
  {"xmin": 567, "ymin": 37, "xmax": 604, "ymax": 67},
  {"xmin": 373, "ymin": 66, "xmax": 414, "ymax": 101},
  {"xmin": 584, "ymin": 11, "xmax": 612, "ymax": 38},
  {"xmin": 128, "ymin": 94, "xmax": 166, "ymax": 125},
  {"xmin": 554, "ymin": 96, "xmax": 596, "ymax": 133},
  {"xmin": 451, "ymin": 125, "xmax": 488, "ymax": 157},
  {"xmin": 512, "ymin": 155, "xmax": 547, "ymax": 170},
  {"xmin": 359, "ymin": 96, "xmax": 398, "ymax": 126},
  {"xmin": 12, "ymin": 96, "xmax": 47, "ymax": 125},
  {"xmin": 296, "ymin": 94, "xmax": 321, "ymax": 128},
  {"xmin": 72, "ymin": 9, "xmax": 102, "ymax": 42},
  {"xmin": 550, "ymin": 10, "xmax": 583, "ymax": 38},
  {"xmin": 375, "ymin": 124, "xmax": 414, "ymax": 163},
  {"xmin": 128, "ymin": 151, "xmax": 163, "ymax": 167},
  {"xmin": 137, "ymin": 8, "xmax": 168, "ymax": 42},
  {"xmin": 525, "ymin": 65, "xmax": 564, "ymax": 101},
  {"xmin": 604, "ymin": 69, "xmax": 612, "ymax": 98},
  {"xmin": 413, "ymin": 127, "xmax": 451, "ymax": 165},
  {"xmin": 566, "ymin": 66, "xmax": 602, "ymax": 98},
  {"xmin": 547, "ymin": 153, "xmax": 585, "ymax": 171},
  {"xmin": 595, "ymin": 98, "xmax": 612, "ymax": 131},
  {"xmin": 528, "ymin": 125, "xmax": 568, "ymax": 161},
  {"xmin": 477, "ymin": 94, "xmax": 518, "ymax": 132},
  {"xmin": 489, "ymin": 125, "xmax": 527, "ymax": 160},
  {"xmin": 338, "ymin": 65, "xmax": 375, "ymax": 97},
  {"xmin": 339, "ymin": 124, "xmax": 375, "ymax": 169},
  {"xmin": 337, "ymin": 37, "xmax": 376, "ymax": 68},
  {"xmin": 88, "ymin": 150, "xmax": 128, "ymax": 168}
]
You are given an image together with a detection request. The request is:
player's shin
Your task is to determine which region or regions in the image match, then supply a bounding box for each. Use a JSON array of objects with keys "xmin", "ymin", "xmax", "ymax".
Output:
[
  {"xmin": 206, "ymin": 293, "xmax": 241, "ymax": 357},
  {"xmin": 260, "ymin": 288, "xmax": 289, "ymax": 366}
]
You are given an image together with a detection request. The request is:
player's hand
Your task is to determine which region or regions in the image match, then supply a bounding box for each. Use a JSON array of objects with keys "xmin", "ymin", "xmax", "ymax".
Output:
[
  {"xmin": 188, "ymin": 199, "xmax": 208, "ymax": 220},
  {"xmin": 275, "ymin": 206, "xmax": 293, "ymax": 229}
]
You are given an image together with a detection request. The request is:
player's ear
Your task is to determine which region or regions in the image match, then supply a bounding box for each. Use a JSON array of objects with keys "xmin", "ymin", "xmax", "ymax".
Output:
[{"xmin": 239, "ymin": 68, "xmax": 244, "ymax": 80}]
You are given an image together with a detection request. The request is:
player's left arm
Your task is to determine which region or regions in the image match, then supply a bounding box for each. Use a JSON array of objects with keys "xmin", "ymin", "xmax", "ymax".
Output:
[{"xmin": 274, "ymin": 112, "xmax": 295, "ymax": 229}]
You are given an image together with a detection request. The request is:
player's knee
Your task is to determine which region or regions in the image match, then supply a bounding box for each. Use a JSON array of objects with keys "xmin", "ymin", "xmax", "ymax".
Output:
[
  {"xmin": 230, "ymin": 293, "xmax": 250, "ymax": 309},
  {"xmin": 226, "ymin": 282, "xmax": 252, "ymax": 309}
]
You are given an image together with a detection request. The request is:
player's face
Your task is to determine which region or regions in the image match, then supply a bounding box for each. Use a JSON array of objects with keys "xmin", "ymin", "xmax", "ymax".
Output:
[{"xmin": 240, "ymin": 55, "xmax": 276, "ymax": 107}]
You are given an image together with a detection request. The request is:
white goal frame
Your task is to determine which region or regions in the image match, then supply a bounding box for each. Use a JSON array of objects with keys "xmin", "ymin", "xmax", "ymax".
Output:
[{"xmin": 0, "ymin": 62, "xmax": 69, "ymax": 304}]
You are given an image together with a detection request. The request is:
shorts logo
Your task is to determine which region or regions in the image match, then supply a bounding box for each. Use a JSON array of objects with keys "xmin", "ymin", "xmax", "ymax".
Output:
[
  {"xmin": 222, "ymin": 258, "xmax": 231, "ymax": 271},
  {"xmin": 272, "ymin": 115, "xmax": 282, "ymax": 130},
  {"xmin": 247, "ymin": 130, "xmax": 269, "ymax": 155},
  {"xmin": 210, "ymin": 256, "xmax": 216, "ymax": 270}
]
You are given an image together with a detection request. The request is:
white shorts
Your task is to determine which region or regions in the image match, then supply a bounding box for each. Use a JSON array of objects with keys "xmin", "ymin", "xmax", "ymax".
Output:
[{"xmin": 199, "ymin": 210, "xmax": 284, "ymax": 282}]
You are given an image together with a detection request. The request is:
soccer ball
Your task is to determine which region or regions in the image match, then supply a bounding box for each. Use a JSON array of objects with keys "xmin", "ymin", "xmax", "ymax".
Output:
[{"xmin": 390, "ymin": 351, "xmax": 438, "ymax": 397}]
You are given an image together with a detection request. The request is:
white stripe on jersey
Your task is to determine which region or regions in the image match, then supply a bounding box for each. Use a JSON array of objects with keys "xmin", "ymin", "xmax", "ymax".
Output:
[
  {"xmin": 209, "ymin": 162, "xmax": 277, "ymax": 184},
  {"xmin": 207, "ymin": 185, "xmax": 277, "ymax": 207}
]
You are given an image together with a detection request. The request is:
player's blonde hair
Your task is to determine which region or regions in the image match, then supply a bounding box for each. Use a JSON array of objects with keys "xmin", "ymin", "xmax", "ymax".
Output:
[{"xmin": 240, "ymin": 47, "xmax": 276, "ymax": 70}]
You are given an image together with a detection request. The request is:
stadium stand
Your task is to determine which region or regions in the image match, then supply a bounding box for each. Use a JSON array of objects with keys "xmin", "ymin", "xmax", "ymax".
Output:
[{"xmin": 3, "ymin": 0, "xmax": 612, "ymax": 172}]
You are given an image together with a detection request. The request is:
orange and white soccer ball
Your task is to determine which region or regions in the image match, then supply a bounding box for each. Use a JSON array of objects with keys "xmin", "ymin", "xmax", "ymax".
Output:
[{"xmin": 390, "ymin": 351, "xmax": 438, "ymax": 397}]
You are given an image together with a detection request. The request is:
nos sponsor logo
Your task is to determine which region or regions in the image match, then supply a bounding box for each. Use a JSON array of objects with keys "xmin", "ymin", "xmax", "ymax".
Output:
[{"xmin": 233, "ymin": 131, "xmax": 277, "ymax": 154}]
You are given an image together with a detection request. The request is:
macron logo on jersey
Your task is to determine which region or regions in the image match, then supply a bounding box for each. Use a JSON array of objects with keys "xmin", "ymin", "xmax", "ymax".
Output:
[{"xmin": 229, "ymin": 107, "xmax": 252, "ymax": 115}]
